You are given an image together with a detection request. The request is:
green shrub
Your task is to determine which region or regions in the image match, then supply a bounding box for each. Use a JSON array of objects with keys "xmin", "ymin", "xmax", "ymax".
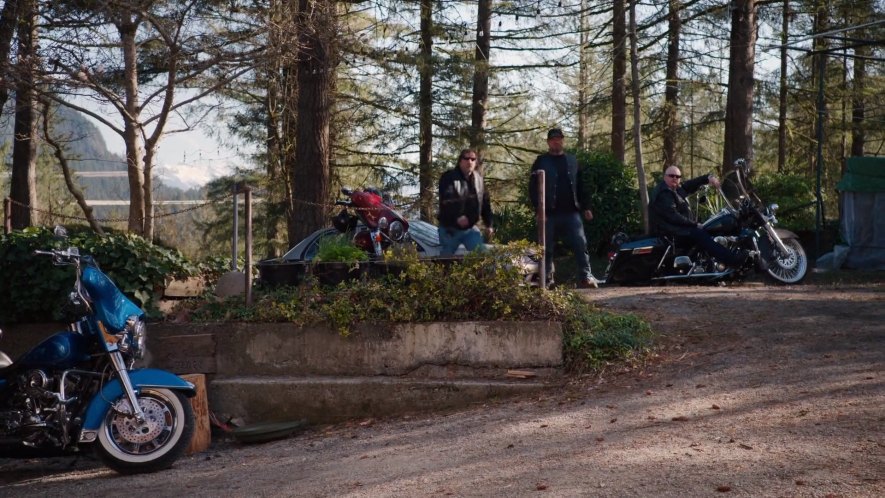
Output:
[
  {"xmin": 184, "ymin": 242, "xmax": 653, "ymax": 371},
  {"xmin": 750, "ymin": 172, "xmax": 818, "ymax": 232},
  {"xmin": 494, "ymin": 203, "xmax": 536, "ymax": 244},
  {"xmin": 314, "ymin": 234, "xmax": 368, "ymax": 263},
  {"xmin": 0, "ymin": 226, "xmax": 196, "ymax": 323},
  {"xmin": 559, "ymin": 292, "xmax": 654, "ymax": 372},
  {"xmin": 576, "ymin": 150, "xmax": 644, "ymax": 254}
]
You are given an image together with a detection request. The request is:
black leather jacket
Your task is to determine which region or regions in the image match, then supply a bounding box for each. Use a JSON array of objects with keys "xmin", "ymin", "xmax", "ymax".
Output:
[
  {"xmin": 648, "ymin": 174, "xmax": 710, "ymax": 236},
  {"xmin": 528, "ymin": 153, "xmax": 590, "ymax": 213},
  {"xmin": 437, "ymin": 167, "xmax": 493, "ymax": 230}
]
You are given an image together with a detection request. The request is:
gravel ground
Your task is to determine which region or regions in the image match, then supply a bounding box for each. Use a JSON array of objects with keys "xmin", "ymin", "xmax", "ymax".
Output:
[{"xmin": 1, "ymin": 280, "xmax": 883, "ymax": 497}]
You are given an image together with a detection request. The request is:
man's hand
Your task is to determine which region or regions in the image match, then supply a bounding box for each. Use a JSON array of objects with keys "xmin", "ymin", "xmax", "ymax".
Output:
[
  {"xmin": 583, "ymin": 210, "xmax": 593, "ymax": 221},
  {"xmin": 457, "ymin": 215, "xmax": 470, "ymax": 228},
  {"xmin": 708, "ymin": 175, "xmax": 721, "ymax": 189},
  {"xmin": 485, "ymin": 227, "xmax": 495, "ymax": 240}
]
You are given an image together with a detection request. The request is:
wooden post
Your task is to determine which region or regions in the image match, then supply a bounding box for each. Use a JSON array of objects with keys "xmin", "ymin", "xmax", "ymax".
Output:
[
  {"xmin": 180, "ymin": 373, "xmax": 211, "ymax": 455},
  {"xmin": 244, "ymin": 186, "xmax": 253, "ymax": 306},
  {"xmin": 534, "ymin": 171, "xmax": 546, "ymax": 288},
  {"xmin": 4, "ymin": 198, "xmax": 11, "ymax": 234}
]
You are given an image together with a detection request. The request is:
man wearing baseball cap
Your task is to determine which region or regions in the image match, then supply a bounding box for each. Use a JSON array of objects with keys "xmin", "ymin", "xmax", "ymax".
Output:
[{"xmin": 528, "ymin": 128, "xmax": 598, "ymax": 288}]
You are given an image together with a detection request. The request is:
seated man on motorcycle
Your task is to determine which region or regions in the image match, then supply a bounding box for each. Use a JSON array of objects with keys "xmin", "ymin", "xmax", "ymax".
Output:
[{"xmin": 648, "ymin": 166, "xmax": 749, "ymax": 268}]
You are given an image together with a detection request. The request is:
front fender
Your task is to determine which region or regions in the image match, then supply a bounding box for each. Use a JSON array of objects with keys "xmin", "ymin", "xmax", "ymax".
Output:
[
  {"xmin": 774, "ymin": 227, "xmax": 799, "ymax": 240},
  {"xmin": 81, "ymin": 369, "xmax": 196, "ymax": 431}
]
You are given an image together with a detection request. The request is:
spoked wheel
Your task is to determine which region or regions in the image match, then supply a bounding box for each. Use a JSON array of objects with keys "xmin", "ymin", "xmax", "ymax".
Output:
[
  {"xmin": 764, "ymin": 237, "xmax": 808, "ymax": 285},
  {"xmin": 96, "ymin": 388, "xmax": 194, "ymax": 474}
]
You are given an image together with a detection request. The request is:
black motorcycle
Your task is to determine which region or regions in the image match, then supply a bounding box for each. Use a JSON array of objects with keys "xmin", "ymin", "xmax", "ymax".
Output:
[{"xmin": 603, "ymin": 159, "xmax": 809, "ymax": 285}]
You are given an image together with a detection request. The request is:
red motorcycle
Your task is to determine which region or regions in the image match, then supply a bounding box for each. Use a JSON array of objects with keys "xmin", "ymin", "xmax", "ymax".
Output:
[{"xmin": 333, "ymin": 188, "xmax": 410, "ymax": 257}]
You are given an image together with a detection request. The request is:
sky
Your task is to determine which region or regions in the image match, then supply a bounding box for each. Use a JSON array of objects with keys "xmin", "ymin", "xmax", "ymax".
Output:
[{"xmin": 97, "ymin": 117, "xmax": 248, "ymax": 192}]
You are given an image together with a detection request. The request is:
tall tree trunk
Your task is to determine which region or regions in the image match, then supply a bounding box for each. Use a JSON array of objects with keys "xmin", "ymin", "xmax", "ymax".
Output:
[
  {"xmin": 722, "ymin": 0, "xmax": 757, "ymax": 176},
  {"xmin": 9, "ymin": 0, "xmax": 37, "ymax": 229},
  {"xmin": 629, "ymin": 0, "xmax": 649, "ymax": 233},
  {"xmin": 281, "ymin": 60, "xmax": 298, "ymax": 243},
  {"xmin": 777, "ymin": 0, "xmax": 789, "ymax": 172},
  {"xmin": 418, "ymin": 0, "xmax": 433, "ymax": 221},
  {"xmin": 577, "ymin": 0, "xmax": 589, "ymax": 149},
  {"xmin": 264, "ymin": 1, "xmax": 285, "ymax": 258},
  {"xmin": 850, "ymin": 17, "xmax": 868, "ymax": 157},
  {"xmin": 117, "ymin": 16, "xmax": 146, "ymax": 235},
  {"xmin": 611, "ymin": 0, "xmax": 626, "ymax": 162},
  {"xmin": 662, "ymin": 0, "xmax": 681, "ymax": 169},
  {"xmin": 469, "ymin": 0, "xmax": 491, "ymax": 160},
  {"xmin": 810, "ymin": 1, "xmax": 828, "ymax": 177},
  {"xmin": 288, "ymin": 0, "xmax": 335, "ymax": 244},
  {"xmin": 0, "ymin": 0, "xmax": 22, "ymax": 122}
]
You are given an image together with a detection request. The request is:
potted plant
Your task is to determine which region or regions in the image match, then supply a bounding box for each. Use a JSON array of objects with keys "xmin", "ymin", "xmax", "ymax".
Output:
[{"xmin": 311, "ymin": 234, "xmax": 369, "ymax": 285}]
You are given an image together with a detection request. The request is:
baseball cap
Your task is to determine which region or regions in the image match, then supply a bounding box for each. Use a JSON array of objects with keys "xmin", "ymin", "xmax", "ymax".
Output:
[{"xmin": 547, "ymin": 128, "xmax": 564, "ymax": 139}]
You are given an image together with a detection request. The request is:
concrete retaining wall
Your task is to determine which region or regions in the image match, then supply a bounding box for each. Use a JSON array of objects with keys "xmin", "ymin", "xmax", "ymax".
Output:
[
  {"xmin": 1, "ymin": 321, "xmax": 563, "ymax": 424},
  {"xmin": 148, "ymin": 321, "xmax": 562, "ymax": 377}
]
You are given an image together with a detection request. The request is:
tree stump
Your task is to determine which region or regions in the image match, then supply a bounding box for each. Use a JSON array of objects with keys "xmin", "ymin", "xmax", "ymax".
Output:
[{"xmin": 180, "ymin": 373, "xmax": 211, "ymax": 455}]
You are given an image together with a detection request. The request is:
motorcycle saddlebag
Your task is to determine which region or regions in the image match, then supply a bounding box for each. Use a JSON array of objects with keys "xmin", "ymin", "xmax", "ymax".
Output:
[{"xmin": 606, "ymin": 236, "xmax": 670, "ymax": 284}]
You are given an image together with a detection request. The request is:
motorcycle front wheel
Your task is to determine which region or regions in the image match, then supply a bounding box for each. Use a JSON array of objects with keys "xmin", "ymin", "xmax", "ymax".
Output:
[
  {"xmin": 95, "ymin": 388, "xmax": 195, "ymax": 474},
  {"xmin": 763, "ymin": 237, "xmax": 808, "ymax": 285}
]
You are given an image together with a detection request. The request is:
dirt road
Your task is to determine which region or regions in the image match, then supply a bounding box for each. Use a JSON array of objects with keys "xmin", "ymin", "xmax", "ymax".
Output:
[{"xmin": 2, "ymin": 282, "xmax": 883, "ymax": 497}]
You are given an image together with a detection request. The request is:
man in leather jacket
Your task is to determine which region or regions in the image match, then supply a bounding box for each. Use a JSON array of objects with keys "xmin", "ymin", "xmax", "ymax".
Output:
[
  {"xmin": 649, "ymin": 165, "xmax": 748, "ymax": 267},
  {"xmin": 528, "ymin": 128, "xmax": 598, "ymax": 288},
  {"xmin": 437, "ymin": 148, "xmax": 494, "ymax": 256}
]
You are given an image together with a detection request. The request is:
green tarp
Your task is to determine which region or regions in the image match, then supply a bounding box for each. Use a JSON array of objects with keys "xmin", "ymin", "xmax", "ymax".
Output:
[{"xmin": 836, "ymin": 156, "xmax": 885, "ymax": 193}]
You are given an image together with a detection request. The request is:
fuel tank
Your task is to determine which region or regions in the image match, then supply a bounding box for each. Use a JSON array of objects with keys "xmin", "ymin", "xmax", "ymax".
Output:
[
  {"xmin": 703, "ymin": 210, "xmax": 740, "ymax": 237},
  {"xmin": 16, "ymin": 331, "xmax": 93, "ymax": 370}
]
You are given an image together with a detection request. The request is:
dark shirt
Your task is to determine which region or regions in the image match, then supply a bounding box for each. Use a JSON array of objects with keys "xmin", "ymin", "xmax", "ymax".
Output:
[
  {"xmin": 529, "ymin": 153, "xmax": 589, "ymax": 214},
  {"xmin": 552, "ymin": 156, "xmax": 576, "ymax": 213}
]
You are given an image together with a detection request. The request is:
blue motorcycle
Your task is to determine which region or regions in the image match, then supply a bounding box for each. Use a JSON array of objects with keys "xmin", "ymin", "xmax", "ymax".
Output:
[{"xmin": 0, "ymin": 227, "xmax": 195, "ymax": 474}]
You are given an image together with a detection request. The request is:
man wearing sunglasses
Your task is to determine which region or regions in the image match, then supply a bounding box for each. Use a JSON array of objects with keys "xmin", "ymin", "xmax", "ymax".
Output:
[
  {"xmin": 649, "ymin": 165, "xmax": 748, "ymax": 267},
  {"xmin": 437, "ymin": 148, "xmax": 494, "ymax": 256}
]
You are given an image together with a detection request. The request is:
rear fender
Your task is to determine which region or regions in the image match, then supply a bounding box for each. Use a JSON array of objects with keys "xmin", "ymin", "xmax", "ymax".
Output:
[{"xmin": 81, "ymin": 369, "xmax": 196, "ymax": 432}]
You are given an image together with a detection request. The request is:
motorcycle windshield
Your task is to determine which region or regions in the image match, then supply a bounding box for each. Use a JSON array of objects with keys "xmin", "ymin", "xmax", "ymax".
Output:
[{"xmin": 81, "ymin": 265, "xmax": 144, "ymax": 332}]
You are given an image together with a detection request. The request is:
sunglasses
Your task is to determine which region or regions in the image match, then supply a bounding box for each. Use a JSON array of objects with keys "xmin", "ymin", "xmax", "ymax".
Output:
[
  {"xmin": 461, "ymin": 156, "xmax": 477, "ymax": 161},
  {"xmin": 666, "ymin": 174, "xmax": 682, "ymax": 179}
]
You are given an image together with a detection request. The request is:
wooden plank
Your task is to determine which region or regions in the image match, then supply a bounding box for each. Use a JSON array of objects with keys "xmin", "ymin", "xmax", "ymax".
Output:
[
  {"xmin": 164, "ymin": 277, "xmax": 206, "ymax": 298},
  {"xmin": 180, "ymin": 373, "xmax": 211, "ymax": 455},
  {"xmin": 505, "ymin": 369, "xmax": 537, "ymax": 379}
]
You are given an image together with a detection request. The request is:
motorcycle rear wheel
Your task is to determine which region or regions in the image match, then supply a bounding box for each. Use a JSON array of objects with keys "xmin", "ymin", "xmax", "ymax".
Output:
[
  {"xmin": 95, "ymin": 387, "xmax": 195, "ymax": 474},
  {"xmin": 763, "ymin": 237, "xmax": 808, "ymax": 285}
]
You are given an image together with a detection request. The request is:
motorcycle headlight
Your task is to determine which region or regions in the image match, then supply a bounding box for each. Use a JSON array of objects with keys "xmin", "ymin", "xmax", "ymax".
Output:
[
  {"xmin": 389, "ymin": 220, "xmax": 405, "ymax": 241},
  {"xmin": 121, "ymin": 315, "xmax": 147, "ymax": 360}
]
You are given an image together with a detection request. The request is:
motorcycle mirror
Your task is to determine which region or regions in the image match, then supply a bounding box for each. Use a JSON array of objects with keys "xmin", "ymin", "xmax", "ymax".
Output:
[
  {"xmin": 53, "ymin": 225, "xmax": 69, "ymax": 239},
  {"xmin": 341, "ymin": 187, "xmax": 353, "ymax": 196},
  {"xmin": 378, "ymin": 217, "xmax": 389, "ymax": 230}
]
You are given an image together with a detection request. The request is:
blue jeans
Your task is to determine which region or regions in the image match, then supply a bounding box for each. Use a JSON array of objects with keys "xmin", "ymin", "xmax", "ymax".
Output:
[
  {"xmin": 680, "ymin": 227, "xmax": 744, "ymax": 266},
  {"xmin": 438, "ymin": 226, "xmax": 485, "ymax": 256},
  {"xmin": 544, "ymin": 211, "xmax": 593, "ymax": 281}
]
